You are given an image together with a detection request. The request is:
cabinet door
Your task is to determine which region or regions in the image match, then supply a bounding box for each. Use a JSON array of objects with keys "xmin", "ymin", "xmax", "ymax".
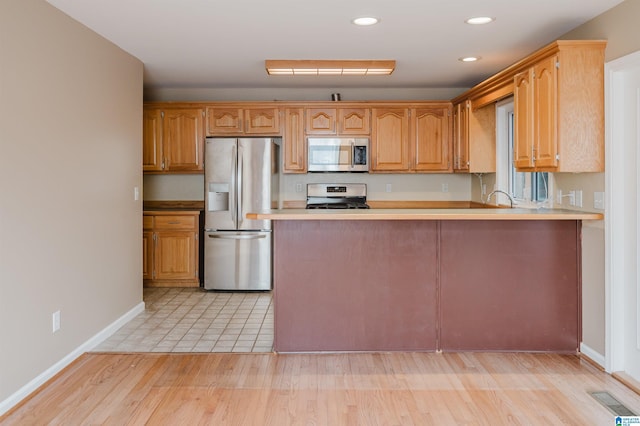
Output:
[
  {"xmin": 413, "ymin": 107, "xmax": 451, "ymax": 171},
  {"xmin": 533, "ymin": 55, "xmax": 558, "ymax": 169},
  {"xmin": 338, "ymin": 108, "xmax": 370, "ymax": 135},
  {"xmin": 155, "ymin": 231, "xmax": 198, "ymax": 281},
  {"xmin": 143, "ymin": 231, "xmax": 154, "ymax": 280},
  {"xmin": 305, "ymin": 108, "xmax": 337, "ymax": 134},
  {"xmin": 453, "ymin": 102, "xmax": 470, "ymax": 172},
  {"xmin": 283, "ymin": 108, "xmax": 306, "ymax": 173},
  {"xmin": 163, "ymin": 108, "xmax": 204, "ymax": 171},
  {"xmin": 206, "ymin": 107, "xmax": 244, "ymax": 135},
  {"xmin": 513, "ymin": 69, "xmax": 535, "ymax": 169},
  {"xmin": 244, "ymin": 108, "xmax": 280, "ymax": 134},
  {"xmin": 143, "ymin": 109, "xmax": 163, "ymax": 171},
  {"xmin": 371, "ymin": 108, "xmax": 410, "ymax": 171}
]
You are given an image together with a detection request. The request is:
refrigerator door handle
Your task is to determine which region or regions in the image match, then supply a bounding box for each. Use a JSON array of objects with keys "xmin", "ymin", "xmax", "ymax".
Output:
[
  {"xmin": 208, "ymin": 233, "xmax": 266, "ymax": 240},
  {"xmin": 230, "ymin": 144, "xmax": 237, "ymax": 229},
  {"xmin": 237, "ymin": 145, "xmax": 244, "ymax": 228}
]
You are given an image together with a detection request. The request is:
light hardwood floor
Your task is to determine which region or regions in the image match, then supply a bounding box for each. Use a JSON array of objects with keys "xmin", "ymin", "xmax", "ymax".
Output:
[{"xmin": 2, "ymin": 352, "xmax": 639, "ymax": 425}]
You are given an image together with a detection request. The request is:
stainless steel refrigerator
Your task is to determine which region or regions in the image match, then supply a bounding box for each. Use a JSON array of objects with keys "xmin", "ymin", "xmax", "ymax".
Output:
[{"xmin": 204, "ymin": 137, "xmax": 280, "ymax": 291}]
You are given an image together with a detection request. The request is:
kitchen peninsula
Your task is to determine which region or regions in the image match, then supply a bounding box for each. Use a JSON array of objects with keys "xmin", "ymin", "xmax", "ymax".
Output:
[{"xmin": 247, "ymin": 209, "xmax": 602, "ymax": 353}]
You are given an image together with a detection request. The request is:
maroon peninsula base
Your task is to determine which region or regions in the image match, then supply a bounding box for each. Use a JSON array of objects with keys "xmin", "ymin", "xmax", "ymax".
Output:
[{"xmin": 272, "ymin": 219, "xmax": 580, "ymax": 353}]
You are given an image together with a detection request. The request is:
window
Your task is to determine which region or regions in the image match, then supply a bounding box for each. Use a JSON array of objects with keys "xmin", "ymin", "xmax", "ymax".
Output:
[{"xmin": 496, "ymin": 98, "xmax": 552, "ymax": 207}]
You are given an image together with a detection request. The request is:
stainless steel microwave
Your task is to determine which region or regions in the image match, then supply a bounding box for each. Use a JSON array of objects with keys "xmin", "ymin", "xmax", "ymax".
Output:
[{"xmin": 307, "ymin": 137, "xmax": 369, "ymax": 172}]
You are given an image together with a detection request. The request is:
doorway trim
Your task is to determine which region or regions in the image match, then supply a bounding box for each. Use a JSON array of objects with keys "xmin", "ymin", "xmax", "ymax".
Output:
[{"xmin": 605, "ymin": 49, "xmax": 640, "ymax": 374}]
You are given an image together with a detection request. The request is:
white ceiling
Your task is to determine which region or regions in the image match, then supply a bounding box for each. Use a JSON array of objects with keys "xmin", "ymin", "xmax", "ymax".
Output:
[{"xmin": 46, "ymin": 0, "xmax": 622, "ymax": 91}]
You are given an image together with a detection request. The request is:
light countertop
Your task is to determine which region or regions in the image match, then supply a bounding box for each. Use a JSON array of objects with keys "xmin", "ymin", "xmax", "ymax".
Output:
[{"xmin": 246, "ymin": 208, "xmax": 604, "ymax": 221}]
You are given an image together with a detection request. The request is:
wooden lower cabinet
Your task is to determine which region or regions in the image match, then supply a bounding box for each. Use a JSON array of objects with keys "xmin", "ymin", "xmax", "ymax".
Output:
[{"xmin": 143, "ymin": 211, "xmax": 200, "ymax": 287}]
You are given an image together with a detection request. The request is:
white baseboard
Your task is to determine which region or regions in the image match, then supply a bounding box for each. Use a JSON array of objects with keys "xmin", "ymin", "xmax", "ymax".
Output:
[
  {"xmin": 580, "ymin": 342, "xmax": 606, "ymax": 368},
  {"xmin": 0, "ymin": 301, "xmax": 145, "ymax": 417}
]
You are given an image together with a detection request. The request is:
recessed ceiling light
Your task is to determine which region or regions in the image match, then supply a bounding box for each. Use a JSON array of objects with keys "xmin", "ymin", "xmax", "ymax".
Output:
[
  {"xmin": 465, "ymin": 16, "xmax": 495, "ymax": 25},
  {"xmin": 352, "ymin": 17, "xmax": 379, "ymax": 26},
  {"xmin": 459, "ymin": 56, "xmax": 480, "ymax": 62}
]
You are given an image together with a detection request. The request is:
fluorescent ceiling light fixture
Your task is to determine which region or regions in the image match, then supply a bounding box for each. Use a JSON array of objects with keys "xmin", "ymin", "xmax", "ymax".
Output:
[
  {"xmin": 265, "ymin": 60, "xmax": 395, "ymax": 76},
  {"xmin": 459, "ymin": 56, "xmax": 480, "ymax": 62},
  {"xmin": 352, "ymin": 16, "xmax": 379, "ymax": 26},
  {"xmin": 465, "ymin": 16, "xmax": 495, "ymax": 25}
]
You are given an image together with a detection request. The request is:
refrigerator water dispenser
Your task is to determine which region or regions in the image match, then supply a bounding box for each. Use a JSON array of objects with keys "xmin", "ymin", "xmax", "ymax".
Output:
[{"xmin": 207, "ymin": 183, "xmax": 229, "ymax": 212}]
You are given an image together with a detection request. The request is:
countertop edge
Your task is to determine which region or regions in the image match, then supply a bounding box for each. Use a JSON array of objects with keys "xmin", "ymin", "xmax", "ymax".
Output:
[{"xmin": 246, "ymin": 209, "xmax": 604, "ymax": 221}]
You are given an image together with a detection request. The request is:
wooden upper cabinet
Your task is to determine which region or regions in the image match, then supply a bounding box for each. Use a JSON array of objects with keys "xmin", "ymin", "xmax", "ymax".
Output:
[
  {"xmin": 163, "ymin": 108, "xmax": 204, "ymax": 172},
  {"xmin": 206, "ymin": 107, "xmax": 243, "ymax": 134},
  {"xmin": 305, "ymin": 107, "xmax": 371, "ymax": 135},
  {"xmin": 533, "ymin": 55, "xmax": 558, "ymax": 169},
  {"xmin": 371, "ymin": 108, "xmax": 410, "ymax": 171},
  {"xmin": 283, "ymin": 108, "xmax": 306, "ymax": 173},
  {"xmin": 413, "ymin": 107, "xmax": 451, "ymax": 172},
  {"xmin": 143, "ymin": 108, "xmax": 163, "ymax": 171},
  {"xmin": 513, "ymin": 69, "xmax": 535, "ymax": 169},
  {"xmin": 338, "ymin": 108, "xmax": 370, "ymax": 135},
  {"xmin": 244, "ymin": 108, "xmax": 280, "ymax": 134},
  {"xmin": 453, "ymin": 100, "xmax": 495, "ymax": 173},
  {"xmin": 143, "ymin": 107, "xmax": 204, "ymax": 173},
  {"xmin": 206, "ymin": 107, "xmax": 280, "ymax": 135},
  {"xmin": 511, "ymin": 41, "xmax": 605, "ymax": 172},
  {"xmin": 305, "ymin": 108, "xmax": 337, "ymax": 134},
  {"xmin": 453, "ymin": 101, "xmax": 469, "ymax": 172},
  {"xmin": 372, "ymin": 105, "xmax": 452, "ymax": 173}
]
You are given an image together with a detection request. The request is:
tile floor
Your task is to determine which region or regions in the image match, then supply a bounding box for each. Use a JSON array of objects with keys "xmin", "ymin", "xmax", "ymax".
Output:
[{"xmin": 93, "ymin": 287, "xmax": 273, "ymax": 353}]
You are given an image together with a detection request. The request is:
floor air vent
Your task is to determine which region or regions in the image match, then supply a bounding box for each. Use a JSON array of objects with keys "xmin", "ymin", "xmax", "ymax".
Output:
[{"xmin": 589, "ymin": 391, "xmax": 636, "ymax": 416}]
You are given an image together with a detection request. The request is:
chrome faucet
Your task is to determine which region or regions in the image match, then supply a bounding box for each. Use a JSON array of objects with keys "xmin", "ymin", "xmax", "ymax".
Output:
[{"xmin": 485, "ymin": 190, "xmax": 515, "ymax": 207}]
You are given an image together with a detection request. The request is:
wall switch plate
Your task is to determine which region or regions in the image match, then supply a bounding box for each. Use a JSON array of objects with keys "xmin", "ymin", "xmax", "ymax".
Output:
[
  {"xmin": 133, "ymin": 186, "xmax": 140, "ymax": 201},
  {"xmin": 575, "ymin": 190, "xmax": 583, "ymax": 208},
  {"xmin": 386, "ymin": 183, "xmax": 392, "ymax": 193},
  {"xmin": 52, "ymin": 310, "xmax": 60, "ymax": 333},
  {"xmin": 441, "ymin": 183, "xmax": 448, "ymax": 193},
  {"xmin": 594, "ymin": 192, "xmax": 605, "ymax": 210}
]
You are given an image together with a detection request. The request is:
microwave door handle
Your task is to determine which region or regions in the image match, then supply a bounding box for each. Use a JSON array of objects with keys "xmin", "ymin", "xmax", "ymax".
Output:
[{"xmin": 350, "ymin": 141, "xmax": 355, "ymax": 169}]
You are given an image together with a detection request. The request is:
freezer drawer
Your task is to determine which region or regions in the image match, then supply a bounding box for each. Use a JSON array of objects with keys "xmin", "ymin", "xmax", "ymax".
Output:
[{"xmin": 204, "ymin": 231, "xmax": 272, "ymax": 291}]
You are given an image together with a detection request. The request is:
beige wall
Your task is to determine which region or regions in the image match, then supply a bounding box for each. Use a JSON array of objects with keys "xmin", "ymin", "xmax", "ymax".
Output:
[
  {"xmin": 144, "ymin": 87, "xmax": 466, "ymax": 102},
  {"xmin": 557, "ymin": 0, "xmax": 640, "ymax": 356},
  {"xmin": 561, "ymin": 0, "xmax": 640, "ymax": 62},
  {"xmin": 0, "ymin": 0, "xmax": 143, "ymax": 406}
]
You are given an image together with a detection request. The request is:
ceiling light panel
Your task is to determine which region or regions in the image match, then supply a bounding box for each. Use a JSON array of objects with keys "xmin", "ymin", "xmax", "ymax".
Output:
[{"xmin": 265, "ymin": 60, "xmax": 395, "ymax": 76}]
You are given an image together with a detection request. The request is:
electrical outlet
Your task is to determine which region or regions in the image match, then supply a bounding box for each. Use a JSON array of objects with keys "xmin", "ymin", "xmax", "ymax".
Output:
[
  {"xmin": 133, "ymin": 186, "xmax": 140, "ymax": 201},
  {"xmin": 594, "ymin": 192, "xmax": 605, "ymax": 210},
  {"xmin": 568, "ymin": 190, "xmax": 576, "ymax": 206},
  {"xmin": 442, "ymin": 183, "xmax": 449, "ymax": 193},
  {"xmin": 52, "ymin": 311, "xmax": 60, "ymax": 333},
  {"xmin": 556, "ymin": 190, "xmax": 563, "ymax": 205},
  {"xmin": 482, "ymin": 184, "xmax": 487, "ymax": 196},
  {"xmin": 386, "ymin": 183, "xmax": 392, "ymax": 193},
  {"xmin": 295, "ymin": 183, "xmax": 303, "ymax": 193}
]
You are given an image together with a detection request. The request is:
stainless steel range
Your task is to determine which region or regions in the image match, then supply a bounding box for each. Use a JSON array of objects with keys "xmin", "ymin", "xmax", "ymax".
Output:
[{"xmin": 305, "ymin": 183, "xmax": 370, "ymax": 209}]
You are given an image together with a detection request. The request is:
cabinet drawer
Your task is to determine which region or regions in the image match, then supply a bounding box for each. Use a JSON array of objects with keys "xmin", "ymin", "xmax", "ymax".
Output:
[
  {"xmin": 143, "ymin": 215, "xmax": 154, "ymax": 230},
  {"xmin": 155, "ymin": 215, "xmax": 197, "ymax": 230}
]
